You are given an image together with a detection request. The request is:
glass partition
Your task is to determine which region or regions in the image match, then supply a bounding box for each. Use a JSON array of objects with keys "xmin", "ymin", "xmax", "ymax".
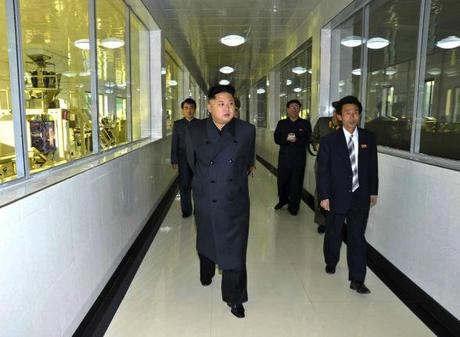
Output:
[
  {"xmin": 420, "ymin": 0, "xmax": 460, "ymax": 160},
  {"xmin": 20, "ymin": 0, "xmax": 92, "ymax": 174},
  {"xmin": 165, "ymin": 53, "xmax": 181, "ymax": 134},
  {"xmin": 256, "ymin": 77, "xmax": 267, "ymax": 127},
  {"xmin": 0, "ymin": 2, "xmax": 15, "ymax": 182}
]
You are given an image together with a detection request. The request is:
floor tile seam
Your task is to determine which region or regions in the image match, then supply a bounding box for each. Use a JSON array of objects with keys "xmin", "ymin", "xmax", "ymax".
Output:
[{"xmin": 289, "ymin": 260, "xmax": 316, "ymax": 305}]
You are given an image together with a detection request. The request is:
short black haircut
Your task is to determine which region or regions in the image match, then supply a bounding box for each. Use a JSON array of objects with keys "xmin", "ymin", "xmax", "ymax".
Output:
[
  {"xmin": 234, "ymin": 97, "xmax": 241, "ymax": 110},
  {"xmin": 336, "ymin": 95, "xmax": 363, "ymax": 115},
  {"xmin": 332, "ymin": 101, "xmax": 340, "ymax": 111},
  {"xmin": 286, "ymin": 99, "xmax": 302, "ymax": 108},
  {"xmin": 207, "ymin": 84, "xmax": 235, "ymax": 99},
  {"xmin": 181, "ymin": 97, "xmax": 196, "ymax": 109}
]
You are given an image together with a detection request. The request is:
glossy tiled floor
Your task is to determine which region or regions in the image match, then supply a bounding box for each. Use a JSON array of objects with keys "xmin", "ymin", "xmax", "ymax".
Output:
[{"xmin": 104, "ymin": 164, "xmax": 434, "ymax": 337}]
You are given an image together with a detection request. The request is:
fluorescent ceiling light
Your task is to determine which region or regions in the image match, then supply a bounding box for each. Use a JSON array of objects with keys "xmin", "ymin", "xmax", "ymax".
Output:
[
  {"xmin": 351, "ymin": 68, "xmax": 361, "ymax": 76},
  {"xmin": 257, "ymin": 88, "xmax": 266, "ymax": 94},
  {"xmin": 385, "ymin": 67, "xmax": 397, "ymax": 76},
  {"xmin": 341, "ymin": 35, "xmax": 362, "ymax": 48},
  {"xmin": 220, "ymin": 35, "xmax": 246, "ymax": 47},
  {"xmin": 219, "ymin": 79, "xmax": 230, "ymax": 85},
  {"xmin": 286, "ymin": 79, "xmax": 292, "ymax": 86},
  {"xmin": 74, "ymin": 39, "xmax": 90, "ymax": 50},
  {"xmin": 169, "ymin": 80, "xmax": 178, "ymax": 86},
  {"xmin": 219, "ymin": 66, "xmax": 234, "ymax": 74},
  {"xmin": 436, "ymin": 36, "xmax": 460, "ymax": 49},
  {"xmin": 427, "ymin": 67, "xmax": 441, "ymax": 76},
  {"xmin": 62, "ymin": 71, "xmax": 77, "ymax": 77},
  {"xmin": 293, "ymin": 87, "xmax": 302, "ymax": 93},
  {"xmin": 367, "ymin": 37, "xmax": 390, "ymax": 49},
  {"xmin": 101, "ymin": 37, "xmax": 125, "ymax": 49},
  {"xmin": 291, "ymin": 66, "xmax": 307, "ymax": 74}
]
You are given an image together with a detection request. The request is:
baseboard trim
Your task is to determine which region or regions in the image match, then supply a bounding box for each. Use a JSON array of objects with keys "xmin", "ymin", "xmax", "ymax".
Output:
[
  {"xmin": 256, "ymin": 154, "xmax": 459, "ymax": 337},
  {"xmin": 73, "ymin": 177, "xmax": 179, "ymax": 337}
]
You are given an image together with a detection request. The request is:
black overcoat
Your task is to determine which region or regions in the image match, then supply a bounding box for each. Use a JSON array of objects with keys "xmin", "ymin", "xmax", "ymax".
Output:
[{"xmin": 185, "ymin": 117, "xmax": 255, "ymax": 270}]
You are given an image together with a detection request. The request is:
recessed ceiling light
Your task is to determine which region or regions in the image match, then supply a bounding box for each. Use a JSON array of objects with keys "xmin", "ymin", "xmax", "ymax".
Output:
[
  {"xmin": 74, "ymin": 39, "xmax": 90, "ymax": 50},
  {"xmin": 257, "ymin": 88, "xmax": 266, "ymax": 94},
  {"xmin": 280, "ymin": 93, "xmax": 286, "ymax": 97},
  {"xmin": 79, "ymin": 71, "xmax": 91, "ymax": 77},
  {"xmin": 436, "ymin": 36, "xmax": 460, "ymax": 49},
  {"xmin": 219, "ymin": 66, "xmax": 234, "ymax": 74},
  {"xmin": 427, "ymin": 67, "xmax": 441, "ymax": 76},
  {"xmin": 286, "ymin": 79, "xmax": 292, "ymax": 86},
  {"xmin": 351, "ymin": 68, "xmax": 361, "ymax": 76},
  {"xmin": 62, "ymin": 71, "xmax": 77, "ymax": 77},
  {"xmin": 169, "ymin": 80, "xmax": 178, "ymax": 86},
  {"xmin": 385, "ymin": 67, "xmax": 397, "ymax": 76},
  {"xmin": 219, "ymin": 79, "xmax": 230, "ymax": 85},
  {"xmin": 161, "ymin": 67, "xmax": 167, "ymax": 75},
  {"xmin": 220, "ymin": 35, "xmax": 246, "ymax": 47},
  {"xmin": 367, "ymin": 37, "xmax": 390, "ymax": 49},
  {"xmin": 101, "ymin": 37, "xmax": 125, "ymax": 49},
  {"xmin": 105, "ymin": 81, "xmax": 116, "ymax": 88},
  {"xmin": 291, "ymin": 66, "xmax": 307, "ymax": 74},
  {"xmin": 341, "ymin": 35, "xmax": 362, "ymax": 48},
  {"xmin": 293, "ymin": 87, "xmax": 302, "ymax": 93}
]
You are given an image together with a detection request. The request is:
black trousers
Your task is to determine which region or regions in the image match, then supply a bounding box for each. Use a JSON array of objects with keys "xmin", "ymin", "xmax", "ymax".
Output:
[
  {"xmin": 277, "ymin": 165, "xmax": 305, "ymax": 212},
  {"xmin": 323, "ymin": 190, "xmax": 369, "ymax": 282},
  {"xmin": 178, "ymin": 160, "xmax": 193, "ymax": 215},
  {"xmin": 199, "ymin": 254, "xmax": 248, "ymax": 304}
]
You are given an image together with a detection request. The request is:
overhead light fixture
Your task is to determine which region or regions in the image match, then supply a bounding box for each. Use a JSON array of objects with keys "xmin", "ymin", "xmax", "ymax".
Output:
[
  {"xmin": 266, "ymin": 79, "xmax": 270, "ymax": 86},
  {"xmin": 105, "ymin": 89, "xmax": 114, "ymax": 94},
  {"xmin": 220, "ymin": 35, "xmax": 246, "ymax": 47},
  {"xmin": 308, "ymin": 69, "xmax": 312, "ymax": 74},
  {"xmin": 105, "ymin": 81, "xmax": 116, "ymax": 88},
  {"xmin": 219, "ymin": 79, "xmax": 230, "ymax": 85},
  {"xmin": 62, "ymin": 71, "xmax": 77, "ymax": 77},
  {"xmin": 291, "ymin": 66, "xmax": 307, "ymax": 74},
  {"xmin": 280, "ymin": 93, "xmax": 286, "ymax": 97},
  {"xmin": 161, "ymin": 67, "xmax": 167, "ymax": 75},
  {"xmin": 219, "ymin": 66, "xmax": 234, "ymax": 74},
  {"xmin": 385, "ymin": 67, "xmax": 397, "ymax": 76},
  {"xmin": 436, "ymin": 36, "xmax": 460, "ymax": 49},
  {"xmin": 338, "ymin": 80, "xmax": 345, "ymax": 87},
  {"xmin": 427, "ymin": 67, "xmax": 441, "ymax": 76},
  {"xmin": 169, "ymin": 80, "xmax": 178, "ymax": 86},
  {"xmin": 101, "ymin": 37, "xmax": 125, "ymax": 49},
  {"xmin": 293, "ymin": 87, "xmax": 302, "ymax": 93},
  {"xmin": 341, "ymin": 35, "xmax": 362, "ymax": 48},
  {"xmin": 74, "ymin": 39, "xmax": 90, "ymax": 50},
  {"xmin": 351, "ymin": 68, "xmax": 361, "ymax": 76},
  {"xmin": 79, "ymin": 71, "xmax": 91, "ymax": 77},
  {"xmin": 117, "ymin": 82, "xmax": 127, "ymax": 89},
  {"xmin": 367, "ymin": 37, "xmax": 390, "ymax": 49},
  {"xmin": 257, "ymin": 88, "xmax": 266, "ymax": 94},
  {"xmin": 286, "ymin": 79, "xmax": 292, "ymax": 86}
]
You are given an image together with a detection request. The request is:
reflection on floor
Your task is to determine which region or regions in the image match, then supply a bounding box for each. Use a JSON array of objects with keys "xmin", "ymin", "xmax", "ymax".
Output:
[{"xmin": 104, "ymin": 164, "xmax": 434, "ymax": 337}]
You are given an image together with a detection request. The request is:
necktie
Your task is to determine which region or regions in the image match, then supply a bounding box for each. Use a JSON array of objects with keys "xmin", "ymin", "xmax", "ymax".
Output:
[{"xmin": 348, "ymin": 134, "xmax": 359, "ymax": 192}]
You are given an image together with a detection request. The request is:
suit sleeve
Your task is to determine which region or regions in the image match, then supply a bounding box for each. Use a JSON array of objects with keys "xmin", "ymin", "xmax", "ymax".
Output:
[
  {"xmin": 171, "ymin": 122, "xmax": 179, "ymax": 165},
  {"xmin": 317, "ymin": 136, "xmax": 331, "ymax": 200},
  {"xmin": 185, "ymin": 126, "xmax": 195, "ymax": 172},
  {"xmin": 248, "ymin": 125, "xmax": 256, "ymax": 167},
  {"xmin": 274, "ymin": 120, "xmax": 288, "ymax": 145},
  {"xmin": 295, "ymin": 120, "xmax": 312, "ymax": 146},
  {"xmin": 369, "ymin": 133, "xmax": 379, "ymax": 195}
]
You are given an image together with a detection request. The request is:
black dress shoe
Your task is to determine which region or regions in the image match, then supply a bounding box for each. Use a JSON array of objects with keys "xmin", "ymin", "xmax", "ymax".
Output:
[
  {"xmin": 274, "ymin": 202, "xmax": 286, "ymax": 210},
  {"xmin": 288, "ymin": 209, "xmax": 298, "ymax": 216},
  {"xmin": 317, "ymin": 225, "xmax": 326, "ymax": 233},
  {"xmin": 350, "ymin": 281, "xmax": 371, "ymax": 294},
  {"xmin": 182, "ymin": 212, "xmax": 191, "ymax": 218},
  {"xmin": 229, "ymin": 303, "xmax": 245, "ymax": 318},
  {"xmin": 200, "ymin": 278, "xmax": 212, "ymax": 286},
  {"xmin": 325, "ymin": 265, "xmax": 336, "ymax": 274}
]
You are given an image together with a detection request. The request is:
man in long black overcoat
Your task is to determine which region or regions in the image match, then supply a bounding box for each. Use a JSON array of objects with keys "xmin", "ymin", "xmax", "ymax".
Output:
[{"xmin": 185, "ymin": 84, "xmax": 255, "ymax": 318}]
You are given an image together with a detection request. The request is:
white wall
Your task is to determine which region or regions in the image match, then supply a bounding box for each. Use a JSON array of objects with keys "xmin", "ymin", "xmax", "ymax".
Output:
[
  {"xmin": 256, "ymin": 132, "xmax": 460, "ymax": 319},
  {"xmin": 0, "ymin": 138, "xmax": 176, "ymax": 336}
]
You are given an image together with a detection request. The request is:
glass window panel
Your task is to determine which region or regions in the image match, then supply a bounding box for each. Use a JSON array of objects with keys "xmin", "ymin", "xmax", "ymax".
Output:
[
  {"xmin": 0, "ymin": 2, "xmax": 15, "ymax": 182},
  {"xmin": 256, "ymin": 77, "xmax": 267, "ymax": 127},
  {"xmin": 130, "ymin": 13, "xmax": 150, "ymax": 141},
  {"xmin": 330, "ymin": 11, "xmax": 363, "ymax": 102},
  {"xmin": 96, "ymin": 0, "xmax": 128, "ymax": 149},
  {"xmin": 20, "ymin": 0, "xmax": 92, "ymax": 174},
  {"xmin": 364, "ymin": 0, "xmax": 420, "ymax": 151},
  {"xmin": 165, "ymin": 53, "xmax": 180, "ymax": 134},
  {"xmin": 420, "ymin": 0, "xmax": 460, "ymax": 159},
  {"xmin": 279, "ymin": 45, "xmax": 312, "ymax": 120}
]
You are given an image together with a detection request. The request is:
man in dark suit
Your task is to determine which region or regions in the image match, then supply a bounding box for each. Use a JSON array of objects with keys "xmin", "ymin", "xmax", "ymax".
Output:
[
  {"xmin": 274, "ymin": 99, "xmax": 312, "ymax": 215},
  {"xmin": 186, "ymin": 85, "xmax": 255, "ymax": 318},
  {"xmin": 311, "ymin": 101, "xmax": 341, "ymax": 233},
  {"xmin": 317, "ymin": 95, "xmax": 378, "ymax": 294},
  {"xmin": 171, "ymin": 98, "xmax": 199, "ymax": 218}
]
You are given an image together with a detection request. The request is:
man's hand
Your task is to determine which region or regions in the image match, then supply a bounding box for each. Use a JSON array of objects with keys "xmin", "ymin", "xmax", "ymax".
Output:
[
  {"xmin": 287, "ymin": 133, "xmax": 296, "ymax": 142},
  {"xmin": 171, "ymin": 164, "xmax": 177, "ymax": 170},
  {"xmin": 370, "ymin": 195, "xmax": 378, "ymax": 207},
  {"xmin": 320, "ymin": 199, "xmax": 330, "ymax": 211}
]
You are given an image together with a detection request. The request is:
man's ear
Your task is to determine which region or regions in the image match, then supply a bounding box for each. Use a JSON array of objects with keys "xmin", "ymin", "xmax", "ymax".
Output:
[{"xmin": 337, "ymin": 114, "xmax": 343, "ymax": 121}]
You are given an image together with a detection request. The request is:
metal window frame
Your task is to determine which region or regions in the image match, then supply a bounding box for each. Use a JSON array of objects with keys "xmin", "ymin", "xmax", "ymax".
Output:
[
  {"xmin": 125, "ymin": 6, "xmax": 133, "ymax": 143},
  {"xmin": 89, "ymin": 0, "xmax": 100, "ymax": 153}
]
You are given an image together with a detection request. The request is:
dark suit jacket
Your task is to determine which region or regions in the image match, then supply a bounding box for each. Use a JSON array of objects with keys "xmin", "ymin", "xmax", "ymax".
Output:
[
  {"xmin": 274, "ymin": 117, "xmax": 312, "ymax": 168},
  {"xmin": 185, "ymin": 117, "xmax": 255, "ymax": 270},
  {"xmin": 171, "ymin": 118, "xmax": 198, "ymax": 165},
  {"xmin": 317, "ymin": 127, "xmax": 378, "ymax": 213}
]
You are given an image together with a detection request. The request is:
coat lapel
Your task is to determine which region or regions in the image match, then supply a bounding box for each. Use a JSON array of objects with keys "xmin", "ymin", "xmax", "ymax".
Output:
[{"xmin": 206, "ymin": 118, "xmax": 237, "ymax": 160}]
